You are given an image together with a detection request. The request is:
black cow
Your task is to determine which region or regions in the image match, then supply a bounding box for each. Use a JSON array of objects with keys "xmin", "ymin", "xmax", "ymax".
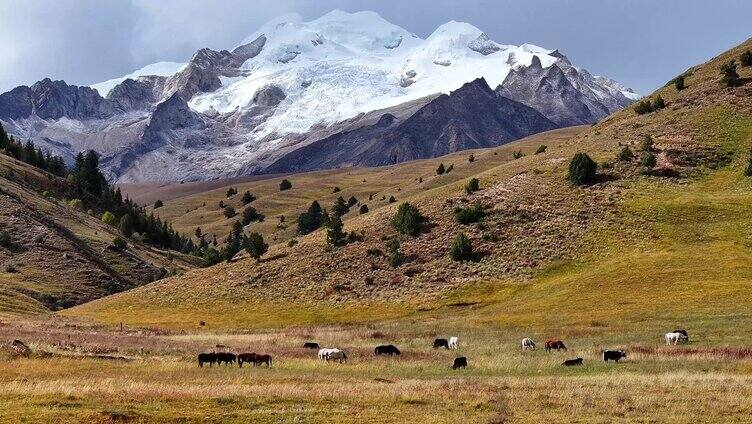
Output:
[
  {"xmin": 237, "ymin": 352, "xmax": 258, "ymax": 367},
  {"xmin": 603, "ymin": 350, "xmax": 627, "ymax": 363},
  {"xmin": 674, "ymin": 329, "xmax": 689, "ymax": 339},
  {"xmin": 433, "ymin": 338, "xmax": 449, "ymax": 349},
  {"xmin": 375, "ymin": 345, "xmax": 401, "ymax": 356},
  {"xmin": 198, "ymin": 352, "xmax": 217, "ymax": 367},
  {"xmin": 303, "ymin": 342, "xmax": 320, "ymax": 349},
  {"xmin": 562, "ymin": 358, "xmax": 584, "ymax": 366},
  {"xmin": 215, "ymin": 352, "xmax": 237, "ymax": 366},
  {"xmin": 453, "ymin": 357, "xmax": 468, "ymax": 369}
]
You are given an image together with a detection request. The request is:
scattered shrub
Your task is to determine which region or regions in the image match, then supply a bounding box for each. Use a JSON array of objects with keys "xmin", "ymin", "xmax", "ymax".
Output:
[
  {"xmin": 642, "ymin": 153, "xmax": 657, "ymax": 169},
  {"xmin": 453, "ymin": 204, "xmax": 485, "ymax": 225},
  {"xmin": 241, "ymin": 206, "xmax": 263, "ymax": 225},
  {"xmin": 0, "ymin": 230, "xmax": 10, "ymax": 248},
  {"xmin": 744, "ymin": 149, "xmax": 752, "ymax": 176},
  {"xmin": 118, "ymin": 214, "xmax": 133, "ymax": 237},
  {"xmin": 391, "ymin": 202, "xmax": 426, "ymax": 236},
  {"xmin": 535, "ymin": 145, "xmax": 547, "ymax": 154},
  {"xmin": 297, "ymin": 201, "xmax": 324, "ymax": 235},
  {"xmin": 68, "ymin": 199, "xmax": 83, "ymax": 209},
  {"xmin": 741, "ymin": 50, "xmax": 752, "ymax": 67},
  {"xmin": 641, "ymin": 135, "xmax": 654, "ymax": 152},
  {"xmin": 465, "ymin": 178, "xmax": 480, "ymax": 194},
  {"xmin": 674, "ymin": 75, "xmax": 685, "ymax": 91},
  {"xmin": 332, "ymin": 196, "xmax": 349, "ymax": 216},
  {"xmin": 359, "ymin": 204, "xmax": 369, "ymax": 214},
  {"xmin": 347, "ymin": 196, "xmax": 358, "ymax": 207},
  {"xmin": 513, "ymin": 150, "xmax": 524, "ymax": 159},
  {"xmin": 279, "ymin": 179, "xmax": 292, "ymax": 191},
  {"xmin": 101, "ymin": 211, "xmax": 117, "ymax": 225},
  {"xmin": 446, "ymin": 164, "xmax": 454, "ymax": 173},
  {"xmin": 633, "ymin": 99, "xmax": 653, "ymax": 115},
  {"xmin": 388, "ymin": 195, "xmax": 396, "ymax": 203},
  {"xmin": 112, "ymin": 236, "xmax": 127, "ymax": 250},
  {"xmin": 241, "ymin": 191, "xmax": 256, "ymax": 205},
  {"xmin": 153, "ymin": 199, "xmax": 164, "ymax": 209},
  {"xmin": 450, "ymin": 233, "xmax": 473, "ymax": 261},
  {"xmin": 652, "ymin": 95, "xmax": 665, "ymax": 110},
  {"xmin": 332, "ymin": 186, "xmax": 341, "ymax": 193},
  {"xmin": 226, "ymin": 187, "xmax": 237, "ymax": 198},
  {"xmin": 720, "ymin": 60, "xmax": 742, "ymax": 87},
  {"xmin": 42, "ymin": 190, "xmax": 52, "ymax": 198},
  {"xmin": 366, "ymin": 248, "xmax": 383, "ymax": 257},
  {"xmin": 567, "ymin": 153, "xmax": 597, "ymax": 185},
  {"xmin": 468, "ymin": 154, "xmax": 475, "ymax": 163},
  {"xmin": 287, "ymin": 238, "xmax": 298, "ymax": 248},
  {"xmin": 617, "ymin": 146, "xmax": 634, "ymax": 162},
  {"xmin": 244, "ymin": 232, "xmax": 268, "ymax": 261},
  {"xmin": 325, "ymin": 214, "xmax": 347, "ymax": 248},
  {"xmin": 223, "ymin": 206, "xmax": 237, "ymax": 219},
  {"xmin": 385, "ymin": 239, "xmax": 406, "ymax": 267},
  {"xmin": 436, "ymin": 163, "xmax": 445, "ymax": 175},
  {"xmin": 4, "ymin": 264, "xmax": 18, "ymax": 273},
  {"xmin": 218, "ymin": 200, "xmax": 225, "ymax": 209}
]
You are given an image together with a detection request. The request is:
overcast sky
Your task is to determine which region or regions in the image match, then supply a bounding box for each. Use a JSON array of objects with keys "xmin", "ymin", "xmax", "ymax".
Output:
[{"xmin": 1, "ymin": 0, "xmax": 750, "ymax": 94}]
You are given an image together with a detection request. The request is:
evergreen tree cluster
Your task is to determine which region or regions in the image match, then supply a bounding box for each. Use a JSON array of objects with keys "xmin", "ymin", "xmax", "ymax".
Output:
[{"xmin": 0, "ymin": 123, "xmax": 67, "ymax": 177}]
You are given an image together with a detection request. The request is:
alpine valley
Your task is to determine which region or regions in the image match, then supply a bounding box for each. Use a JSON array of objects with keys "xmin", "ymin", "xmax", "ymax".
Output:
[{"xmin": 0, "ymin": 10, "xmax": 637, "ymax": 183}]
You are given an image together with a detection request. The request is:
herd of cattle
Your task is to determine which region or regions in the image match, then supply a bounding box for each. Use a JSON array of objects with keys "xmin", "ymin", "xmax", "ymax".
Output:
[{"xmin": 197, "ymin": 330, "xmax": 690, "ymax": 369}]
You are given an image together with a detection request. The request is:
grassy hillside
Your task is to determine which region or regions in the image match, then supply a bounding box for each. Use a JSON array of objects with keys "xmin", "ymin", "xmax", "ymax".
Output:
[
  {"xmin": 0, "ymin": 153, "xmax": 199, "ymax": 317},
  {"xmin": 68, "ymin": 38, "xmax": 752, "ymax": 332}
]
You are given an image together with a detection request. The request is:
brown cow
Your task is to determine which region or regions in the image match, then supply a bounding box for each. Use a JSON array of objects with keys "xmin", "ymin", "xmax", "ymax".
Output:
[
  {"xmin": 254, "ymin": 354, "xmax": 273, "ymax": 367},
  {"xmin": 237, "ymin": 352, "xmax": 258, "ymax": 368},
  {"xmin": 544, "ymin": 340, "xmax": 567, "ymax": 352}
]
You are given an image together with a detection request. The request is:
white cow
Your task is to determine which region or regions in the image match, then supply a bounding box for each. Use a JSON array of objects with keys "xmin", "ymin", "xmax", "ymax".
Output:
[
  {"xmin": 665, "ymin": 332, "xmax": 689, "ymax": 345},
  {"xmin": 521, "ymin": 338, "xmax": 536, "ymax": 350},
  {"xmin": 318, "ymin": 348, "xmax": 335, "ymax": 360},
  {"xmin": 448, "ymin": 336, "xmax": 459, "ymax": 350}
]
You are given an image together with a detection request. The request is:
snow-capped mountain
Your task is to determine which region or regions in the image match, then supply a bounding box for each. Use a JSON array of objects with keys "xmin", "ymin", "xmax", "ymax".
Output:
[{"xmin": 0, "ymin": 10, "xmax": 637, "ymax": 183}]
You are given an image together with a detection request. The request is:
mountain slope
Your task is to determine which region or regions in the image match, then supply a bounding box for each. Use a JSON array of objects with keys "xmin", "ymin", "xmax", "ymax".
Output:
[
  {"xmin": 66, "ymin": 37, "xmax": 752, "ymax": 330},
  {"xmin": 0, "ymin": 153, "xmax": 198, "ymax": 317},
  {"xmin": 0, "ymin": 10, "xmax": 635, "ymax": 183}
]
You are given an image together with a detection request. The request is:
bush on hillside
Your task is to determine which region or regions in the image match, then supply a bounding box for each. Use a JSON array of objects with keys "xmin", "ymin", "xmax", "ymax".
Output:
[
  {"xmin": 720, "ymin": 60, "xmax": 742, "ymax": 87},
  {"xmin": 436, "ymin": 163, "xmax": 446, "ymax": 175},
  {"xmin": 359, "ymin": 204, "xmax": 369, "ymax": 214},
  {"xmin": 297, "ymin": 200, "xmax": 324, "ymax": 235},
  {"xmin": 68, "ymin": 199, "xmax": 83, "ymax": 210},
  {"xmin": 453, "ymin": 204, "xmax": 485, "ymax": 225},
  {"xmin": 332, "ymin": 186, "xmax": 341, "ymax": 193},
  {"xmin": 244, "ymin": 232, "xmax": 268, "ymax": 262},
  {"xmin": 0, "ymin": 230, "xmax": 11, "ymax": 248},
  {"xmin": 674, "ymin": 75, "xmax": 685, "ymax": 91},
  {"xmin": 388, "ymin": 195, "xmax": 396, "ymax": 203},
  {"xmin": 513, "ymin": 150, "xmax": 524, "ymax": 159},
  {"xmin": 641, "ymin": 135, "xmax": 655, "ymax": 152},
  {"xmin": 642, "ymin": 153, "xmax": 657, "ymax": 169},
  {"xmin": 468, "ymin": 154, "xmax": 475, "ymax": 163},
  {"xmin": 241, "ymin": 206, "xmax": 263, "ymax": 225},
  {"xmin": 279, "ymin": 179, "xmax": 292, "ymax": 191},
  {"xmin": 465, "ymin": 178, "xmax": 480, "ymax": 194},
  {"xmin": 332, "ymin": 196, "xmax": 349, "ymax": 216},
  {"xmin": 112, "ymin": 236, "xmax": 127, "ymax": 251},
  {"xmin": 347, "ymin": 196, "xmax": 358, "ymax": 207},
  {"xmin": 741, "ymin": 50, "xmax": 752, "ymax": 67},
  {"xmin": 633, "ymin": 99, "xmax": 653, "ymax": 115},
  {"xmin": 119, "ymin": 214, "xmax": 133, "ymax": 237},
  {"xmin": 449, "ymin": 233, "xmax": 473, "ymax": 261},
  {"xmin": 391, "ymin": 202, "xmax": 426, "ymax": 237},
  {"xmin": 745, "ymin": 149, "xmax": 752, "ymax": 177},
  {"xmin": 153, "ymin": 199, "xmax": 164, "ymax": 209},
  {"xmin": 567, "ymin": 153, "xmax": 597, "ymax": 186},
  {"xmin": 223, "ymin": 206, "xmax": 237, "ymax": 219},
  {"xmin": 617, "ymin": 146, "xmax": 635, "ymax": 162},
  {"xmin": 226, "ymin": 187, "xmax": 237, "ymax": 198},
  {"xmin": 325, "ymin": 214, "xmax": 347, "ymax": 248},
  {"xmin": 385, "ymin": 238, "xmax": 406, "ymax": 268},
  {"xmin": 652, "ymin": 95, "xmax": 665, "ymax": 110},
  {"xmin": 101, "ymin": 211, "xmax": 117, "ymax": 225},
  {"xmin": 535, "ymin": 145, "xmax": 548, "ymax": 154},
  {"xmin": 241, "ymin": 191, "xmax": 256, "ymax": 205}
]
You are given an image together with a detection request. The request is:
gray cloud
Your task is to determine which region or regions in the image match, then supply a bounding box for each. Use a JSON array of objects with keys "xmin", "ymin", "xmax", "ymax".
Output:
[{"xmin": 1, "ymin": 0, "xmax": 751, "ymax": 94}]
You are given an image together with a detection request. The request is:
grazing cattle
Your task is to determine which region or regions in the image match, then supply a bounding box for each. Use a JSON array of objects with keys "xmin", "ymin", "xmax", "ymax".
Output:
[
  {"xmin": 318, "ymin": 348, "xmax": 334, "ymax": 360},
  {"xmin": 375, "ymin": 345, "xmax": 401, "ymax": 356},
  {"xmin": 665, "ymin": 332, "xmax": 689, "ymax": 345},
  {"xmin": 303, "ymin": 342, "xmax": 320, "ymax": 349},
  {"xmin": 237, "ymin": 352, "xmax": 258, "ymax": 368},
  {"xmin": 452, "ymin": 357, "xmax": 468, "ymax": 369},
  {"xmin": 433, "ymin": 338, "xmax": 449, "ymax": 349},
  {"xmin": 198, "ymin": 352, "xmax": 216, "ymax": 367},
  {"xmin": 448, "ymin": 337, "xmax": 459, "ymax": 350},
  {"xmin": 562, "ymin": 358, "xmax": 583, "ymax": 366},
  {"xmin": 326, "ymin": 349, "xmax": 348, "ymax": 363},
  {"xmin": 215, "ymin": 352, "xmax": 237, "ymax": 366},
  {"xmin": 674, "ymin": 329, "xmax": 689, "ymax": 339},
  {"xmin": 603, "ymin": 350, "xmax": 627, "ymax": 363},
  {"xmin": 254, "ymin": 354, "xmax": 273, "ymax": 367},
  {"xmin": 521, "ymin": 338, "xmax": 536, "ymax": 350},
  {"xmin": 544, "ymin": 340, "xmax": 567, "ymax": 352}
]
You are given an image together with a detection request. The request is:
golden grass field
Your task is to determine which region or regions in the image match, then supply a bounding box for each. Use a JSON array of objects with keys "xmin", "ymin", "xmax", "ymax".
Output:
[{"xmin": 3, "ymin": 38, "xmax": 752, "ymax": 423}]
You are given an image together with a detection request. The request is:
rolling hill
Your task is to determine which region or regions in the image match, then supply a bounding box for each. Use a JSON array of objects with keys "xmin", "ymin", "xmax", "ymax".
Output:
[
  {"xmin": 0, "ymin": 152, "xmax": 199, "ymax": 317},
  {"xmin": 67, "ymin": 37, "xmax": 752, "ymax": 332}
]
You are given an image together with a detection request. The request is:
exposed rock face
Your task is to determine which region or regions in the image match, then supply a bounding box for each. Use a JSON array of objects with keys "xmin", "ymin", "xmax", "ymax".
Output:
[
  {"xmin": 0, "ymin": 79, "xmax": 114, "ymax": 121},
  {"xmin": 252, "ymin": 85, "xmax": 286, "ymax": 107},
  {"xmin": 265, "ymin": 78, "xmax": 556, "ymax": 173},
  {"xmin": 107, "ymin": 76, "xmax": 165, "ymax": 112},
  {"xmin": 497, "ymin": 55, "xmax": 635, "ymax": 126}
]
